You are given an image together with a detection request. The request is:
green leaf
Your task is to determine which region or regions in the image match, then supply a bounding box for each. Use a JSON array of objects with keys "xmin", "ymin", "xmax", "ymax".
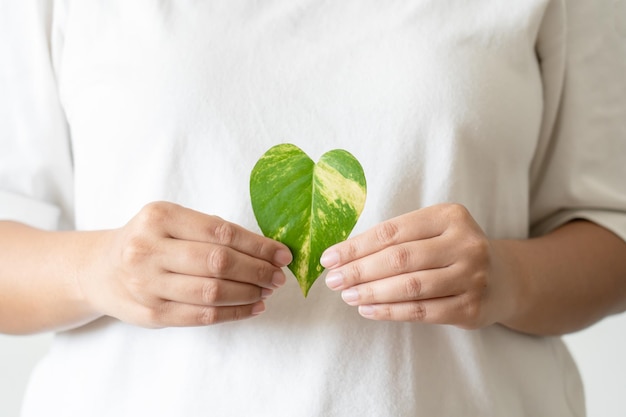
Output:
[{"xmin": 250, "ymin": 143, "xmax": 367, "ymax": 296}]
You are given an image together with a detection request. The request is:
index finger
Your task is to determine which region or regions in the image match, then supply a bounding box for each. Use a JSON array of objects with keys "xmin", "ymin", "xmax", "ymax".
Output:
[
  {"xmin": 320, "ymin": 206, "xmax": 446, "ymax": 269},
  {"xmin": 141, "ymin": 202, "xmax": 293, "ymax": 267}
]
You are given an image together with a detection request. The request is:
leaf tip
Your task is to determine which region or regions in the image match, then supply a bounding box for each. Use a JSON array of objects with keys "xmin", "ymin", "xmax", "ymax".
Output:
[{"xmin": 299, "ymin": 280, "xmax": 313, "ymax": 298}]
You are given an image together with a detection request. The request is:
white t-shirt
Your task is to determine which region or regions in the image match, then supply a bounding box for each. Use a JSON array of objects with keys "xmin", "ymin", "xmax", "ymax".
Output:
[{"xmin": 2, "ymin": 1, "xmax": 625, "ymax": 416}]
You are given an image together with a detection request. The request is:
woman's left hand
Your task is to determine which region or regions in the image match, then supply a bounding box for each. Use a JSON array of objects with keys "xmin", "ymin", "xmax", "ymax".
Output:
[{"xmin": 321, "ymin": 203, "xmax": 520, "ymax": 329}]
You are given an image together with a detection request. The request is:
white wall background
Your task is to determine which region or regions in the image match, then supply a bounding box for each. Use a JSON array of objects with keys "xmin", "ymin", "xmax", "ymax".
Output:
[
  {"xmin": 1, "ymin": 315, "xmax": 625, "ymax": 416},
  {"xmin": 564, "ymin": 314, "xmax": 626, "ymax": 417}
]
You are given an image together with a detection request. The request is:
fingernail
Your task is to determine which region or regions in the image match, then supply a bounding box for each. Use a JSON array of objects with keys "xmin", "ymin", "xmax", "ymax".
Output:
[
  {"xmin": 261, "ymin": 288, "xmax": 273, "ymax": 299},
  {"xmin": 325, "ymin": 271, "xmax": 343, "ymax": 290},
  {"xmin": 359, "ymin": 305, "xmax": 375, "ymax": 317},
  {"xmin": 274, "ymin": 249, "xmax": 293, "ymax": 266},
  {"xmin": 341, "ymin": 288, "xmax": 359, "ymax": 304},
  {"xmin": 251, "ymin": 302, "xmax": 266, "ymax": 315},
  {"xmin": 320, "ymin": 250, "xmax": 339, "ymax": 268},
  {"xmin": 272, "ymin": 270, "xmax": 286, "ymax": 288}
]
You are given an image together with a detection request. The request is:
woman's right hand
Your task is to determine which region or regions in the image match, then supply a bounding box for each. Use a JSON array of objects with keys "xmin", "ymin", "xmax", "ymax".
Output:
[{"xmin": 80, "ymin": 201, "xmax": 292, "ymax": 328}]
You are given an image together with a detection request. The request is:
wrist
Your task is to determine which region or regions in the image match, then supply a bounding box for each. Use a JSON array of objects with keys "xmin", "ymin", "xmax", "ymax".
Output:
[
  {"xmin": 489, "ymin": 239, "xmax": 532, "ymax": 332},
  {"xmin": 61, "ymin": 229, "xmax": 111, "ymax": 328}
]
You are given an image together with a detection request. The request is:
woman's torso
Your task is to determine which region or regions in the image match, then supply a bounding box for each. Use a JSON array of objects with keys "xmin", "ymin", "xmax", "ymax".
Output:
[{"xmin": 23, "ymin": 1, "xmax": 583, "ymax": 416}]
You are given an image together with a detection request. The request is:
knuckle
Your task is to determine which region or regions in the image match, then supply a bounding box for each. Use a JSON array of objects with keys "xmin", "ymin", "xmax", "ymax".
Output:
[
  {"xmin": 207, "ymin": 247, "xmax": 231, "ymax": 273},
  {"xmin": 231, "ymin": 306, "xmax": 245, "ymax": 322},
  {"xmin": 212, "ymin": 221, "xmax": 236, "ymax": 246},
  {"xmin": 469, "ymin": 269, "xmax": 489, "ymax": 291},
  {"xmin": 137, "ymin": 201, "xmax": 172, "ymax": 227},
  {"xmin": 345, "ymin": 263, "xmax": 364, "ymax": 286},
  {"xmin": 197, "ymin": 307, "xmax": 219, "ymax": 325},
  {"xmin": 331, "ymin": 241, "xmax": 358, "ymax": 267},
  {"xmin": 388, "ymin": 246, "xmax": 411, "ymax": 272},
  {"xmin": 139, "ymin": 305, "xmax": 165, "ymax": 328},
  {"xmin": 403, "ymin": 275, "xmax": 423, "ymax": 299},
  {"xmin": 344, "ymin": 241, "xmax": 360, "ymax": 261},
  {"xmin": 200, "ymin": 281, "xmax": 220, "ymax": 304},
  {"xmin": 255, "ymin": 263, "xmax": 273, "ymax": 286},
  {"xmin": 252, "ymin": 239, "xmax": 271, "ymax": 260},
  {"xmin": 468, "ymin": 238, "xmax": 491, "ymax": 266},
  {"xmin": 443, "ymin": 203, "xmax": 471, "ymax": 222},
  {"xmin": 378, "ymin": 304, "xmax": 394, "ymax": 320},
  {"xmin": 121, "ymin": 235, "xmax": 152, "ymax": 267},
  {"xmin": 460, "ymin": 296, "xmax": 484, "ymax": 329},
  {"xmin": 360, "ymin": 285, "xmax": 376, "ymax": 303},
  {"xmin": 465, "ymin": 231, "xmax": 488, "ymax": 252},
  {"xmin": 407, "ymin": 302, "xmax": 427, "ymax": 321},
  {"xmin": 375, "ymin": 221, "xmax": 400, "ymax": 246}
]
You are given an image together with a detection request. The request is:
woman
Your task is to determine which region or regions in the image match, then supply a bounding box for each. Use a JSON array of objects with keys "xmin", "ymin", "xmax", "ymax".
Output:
[{"xmin": 1, "ymin": 1, "xmax": 625, "ymax": 416}]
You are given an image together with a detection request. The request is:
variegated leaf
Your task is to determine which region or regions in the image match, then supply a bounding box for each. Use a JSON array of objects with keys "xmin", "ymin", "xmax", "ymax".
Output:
[{"xmin": 250, "ymin": 144, "xmax": 367, "ymax": 296}]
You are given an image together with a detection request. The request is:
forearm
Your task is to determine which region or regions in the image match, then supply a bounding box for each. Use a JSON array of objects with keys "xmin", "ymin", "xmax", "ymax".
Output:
[
  {"xmin": 497, "ymin": 220, "xmax": 626, "ymax": 336},
  {"xmin": 0, "ymin": 221, "xmax": 103, "ymax": 335}
]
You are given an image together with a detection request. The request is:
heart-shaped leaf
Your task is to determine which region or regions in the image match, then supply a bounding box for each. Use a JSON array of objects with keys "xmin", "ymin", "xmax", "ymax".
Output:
[{"xmin": 250, "ymin": 144, "xmax": 367, "ymax": 296}]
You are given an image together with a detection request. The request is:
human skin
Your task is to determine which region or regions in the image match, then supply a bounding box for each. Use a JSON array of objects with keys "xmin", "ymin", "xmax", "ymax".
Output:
[
  {"xmin": 1, "ymin": 201, "xmax": 625, "ymax": 336},
  {"xmin": 321, "ymin": 203, "xmax": 626, "ymax": 336},
  {"xmin": 0, "ymin": 201, "xmax": 292, "ymax": 334}
]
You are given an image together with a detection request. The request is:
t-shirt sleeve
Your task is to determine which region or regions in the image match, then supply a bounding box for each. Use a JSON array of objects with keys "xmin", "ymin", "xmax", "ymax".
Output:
[
  {"xmin": 529, "ymin": 0, "xmax": 626, "ymax": 241},
  {"xmin": 0, "ymin": 1, "xmax": 74, "ymax": 231}
]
